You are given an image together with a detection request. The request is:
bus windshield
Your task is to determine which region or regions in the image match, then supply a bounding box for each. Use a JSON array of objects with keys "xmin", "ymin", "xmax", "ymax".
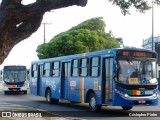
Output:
[
  {"xmin": 3, "ymin": 70, "xmax": 26, "ymax": 83},
  {"xmin": 117, "ymin": 59, "xmax": 157, "ymax": 85}
]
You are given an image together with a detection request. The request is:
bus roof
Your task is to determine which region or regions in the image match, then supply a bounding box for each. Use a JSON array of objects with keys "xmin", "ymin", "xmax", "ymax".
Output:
[{"xmin": 32, "ymin": 48, "xmax": 156, "ymax": 64}]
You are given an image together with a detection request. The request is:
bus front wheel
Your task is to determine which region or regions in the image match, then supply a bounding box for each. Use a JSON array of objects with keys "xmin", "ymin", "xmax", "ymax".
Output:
[
  {"xmin": 89, "ymin": 93, "xmax": 101, "ymax": 112},
  {"xmin": 122, "ymin": 106, "xmax": 133, "ymax": 110}
]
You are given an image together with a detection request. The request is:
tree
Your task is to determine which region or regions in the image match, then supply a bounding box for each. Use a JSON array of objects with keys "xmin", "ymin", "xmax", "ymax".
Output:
[
  {"xmin": 0, "ymin": 0, "xmax": 159, "ymax": 64},
  {"xmin": 36, "ymin": 17, "xmax": 120, "ymax": 59}
]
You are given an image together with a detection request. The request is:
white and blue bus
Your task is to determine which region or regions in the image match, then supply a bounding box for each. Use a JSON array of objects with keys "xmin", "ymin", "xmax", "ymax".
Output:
[
  {"xmin": 1, "ymin": 65, "xmax": 28, "ymax": 94},
  {"xmin": 30, "ymin": 48, "xmax": 158, "ymax": 111}
]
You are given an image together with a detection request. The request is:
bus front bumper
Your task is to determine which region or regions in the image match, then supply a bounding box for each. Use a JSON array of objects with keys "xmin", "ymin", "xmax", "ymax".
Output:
[{"xmin": 113, "ymin": 92, "xmax": 158, "ymax": 106}]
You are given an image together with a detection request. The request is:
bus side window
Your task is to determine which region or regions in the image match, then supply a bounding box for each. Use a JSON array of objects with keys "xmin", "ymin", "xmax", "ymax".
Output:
[
  {"xmin": 43, "ymin": 63, "xmax": 51, "ymax": 77},
  {"xmin": 51, "ymin": 61, "xmax": 60, "ymax": 77},
  {"xmin": 91, "ymin": 57, "xmax": 100, "ymax": 77},
  {"xmin": 32, "ymin": 64, "xmax": 37, "ymax": 77},
  {"xmin": 71, "ymin": 59, "xmax": 79, "ymax": 77},
  {"xmin": 80, "ymin": 58, "xmax": 88, "ymax": 77}
]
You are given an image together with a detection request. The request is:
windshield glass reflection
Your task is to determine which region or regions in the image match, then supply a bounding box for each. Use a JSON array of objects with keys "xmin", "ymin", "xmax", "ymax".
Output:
[
  {"xmin": 4, "ymin": 70, "xmax": 26, "ymax": 83},
  {"xmin": 117, "ymin": 59, "xmax": 157, "ymax": 85}
]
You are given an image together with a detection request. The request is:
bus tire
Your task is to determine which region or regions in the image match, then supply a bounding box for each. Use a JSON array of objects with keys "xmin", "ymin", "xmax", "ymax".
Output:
[
  {"xmin": 46, "ymin": 89, "xmax": 59, "ymax": 104},
  {"xmin": 4, "ymin": 91, "xmax": 7, "ymax": 95},
  {"xmin": 52, "ymin": 99, "xmax": 59, "ymax": 104},
  {"xmin": 46, "ymin": 89, "xmax": 53, "ymax": 104},
  {"xmin": 24, "ymin": 91, "xmax": 27, "ymax": 94},
  {"xmin": 122, "ymin": 106, "xmax": 133, "ymax": 110},
  {"xmin": 89, "ymin": 93, "xmax": 101, "ymax": 112}
]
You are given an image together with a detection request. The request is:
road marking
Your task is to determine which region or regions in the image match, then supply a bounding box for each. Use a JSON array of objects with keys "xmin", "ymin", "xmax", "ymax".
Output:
[{"xmin": 0, "ymin": 102, "xmax": 30, "ymax": 110}]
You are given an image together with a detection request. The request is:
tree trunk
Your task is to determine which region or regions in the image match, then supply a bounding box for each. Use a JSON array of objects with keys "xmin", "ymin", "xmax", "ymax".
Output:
[{"xmin": 0, "ymin": 0, "xmax": 87, "ymax": 64}]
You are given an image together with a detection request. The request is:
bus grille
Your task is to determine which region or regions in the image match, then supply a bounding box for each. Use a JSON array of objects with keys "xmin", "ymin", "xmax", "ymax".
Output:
[
  {"xmin": 117, "ymin": 83, "xmax": 157, "ymax": 90},
  {"xmin": 8, "ymin": 88, "xmax": 20, "ymax": 91}
]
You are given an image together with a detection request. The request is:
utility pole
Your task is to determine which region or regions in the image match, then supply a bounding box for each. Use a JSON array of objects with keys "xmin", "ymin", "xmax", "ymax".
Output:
[
  {"xmin": 152, "ymin": 0, "xmax": 154, "ymax": 51},
  {"xmin": 41, "ymin": 22, "xmax": 52, "ymax": 43}
]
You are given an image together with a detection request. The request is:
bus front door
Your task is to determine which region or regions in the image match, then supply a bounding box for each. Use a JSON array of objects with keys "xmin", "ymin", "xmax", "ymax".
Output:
[
  {"xmin": 61, "ymin": 62, "xmax": 70, "ymax": 99},
  {"xmin": 102, "ymin": 57, "xmax": 114, "ymax": 102}
]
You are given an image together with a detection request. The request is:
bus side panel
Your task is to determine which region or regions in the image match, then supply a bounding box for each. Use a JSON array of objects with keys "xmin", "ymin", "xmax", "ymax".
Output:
[
  {"xmin": 41, "ymin": 77, "xmax": 61, "ymax": 99},
  {"xmin": 84, "ymin": 77, "xmax": 102, "ymax": 104},
  {"xmin": 69, "ymin": 76, "xmax": 102, "ymax": 104},
  {"xmin": 30, "ymin": 78, "xmax": 38, "ymax": 96},
  {"xmin": 69, "ymin": 77, "xmax": 81, "ymax": 102},
  {"xmin": 50, "ymin": 77, "xmax": 61, "ymax": 99}
]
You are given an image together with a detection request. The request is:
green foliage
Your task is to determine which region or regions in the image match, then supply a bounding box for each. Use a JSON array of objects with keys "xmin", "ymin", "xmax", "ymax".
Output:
[
  {"xmin": 36, "ymin": 17, "xmax": 120, "ymax": 59},
  {"xmin": 108, "ymin": 0, "xmax": 154, "ymax": 15}
]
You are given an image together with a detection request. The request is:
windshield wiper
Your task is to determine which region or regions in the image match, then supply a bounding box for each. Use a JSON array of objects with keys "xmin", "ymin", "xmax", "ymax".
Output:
[{"xmin": 127, "ymin": 59, "xmax": 137, "ymax": 70}]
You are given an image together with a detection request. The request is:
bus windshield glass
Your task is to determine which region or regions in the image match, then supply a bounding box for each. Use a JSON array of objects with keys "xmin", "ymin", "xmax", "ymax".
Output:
[
  {"xmin": 117, "ymin": 59, "xmax": 157, "ymax": 85},
  {"xmin": 3, "ymin": 69, "xmax": 26, "ymax": 84}
]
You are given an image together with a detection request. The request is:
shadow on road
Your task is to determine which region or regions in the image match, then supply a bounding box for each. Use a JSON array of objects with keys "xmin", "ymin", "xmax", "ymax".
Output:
[{"xmin": 33, "ymin": 100, "xmax": 133, "ymax": 117}]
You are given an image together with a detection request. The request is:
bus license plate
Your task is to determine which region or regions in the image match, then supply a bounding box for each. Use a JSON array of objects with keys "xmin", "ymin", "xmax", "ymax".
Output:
[
  {"xmin": 12, "ymin": 89, "xmax": 17, "ymax": 91},
  {"xmin": 138, "ymin": 100, "xmax": 146, "ymax": 104}
]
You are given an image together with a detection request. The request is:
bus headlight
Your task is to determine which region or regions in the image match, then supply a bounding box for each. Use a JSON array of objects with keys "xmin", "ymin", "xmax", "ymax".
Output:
[
  {"xmin": 124, "ymin": 94, "xmax": 129, "ymax": 98},
  {"xmin": 152, "ymin": 93, "xmax": 157, "ymax": 98},
  {"xmin": 115, "ymin": 89, "xmax": 120, "ymax": 93},
  {"xmin": 115, "ymin": 89, "xmax": 129, "ymax": 98},
  {"xmin": 23, "ymin": 82, "xmax": 27, "ymax": 87}
]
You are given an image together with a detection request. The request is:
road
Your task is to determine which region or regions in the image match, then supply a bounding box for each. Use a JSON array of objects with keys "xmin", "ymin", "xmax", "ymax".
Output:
[{"xmin": 0, "ymin": 90, "xmax": 160, "ymax": 120}]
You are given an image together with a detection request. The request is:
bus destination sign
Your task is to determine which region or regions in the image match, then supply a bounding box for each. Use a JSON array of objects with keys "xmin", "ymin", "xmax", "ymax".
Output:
[{"xmin": 117, "ymin": 50, "xmax": 156, "ymax": 58}]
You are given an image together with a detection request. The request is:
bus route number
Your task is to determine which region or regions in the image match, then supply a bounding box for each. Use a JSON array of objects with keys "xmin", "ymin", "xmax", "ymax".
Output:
[{"xmin": 145, "ymin": 90, "xmax": 153, "ymax": 95}]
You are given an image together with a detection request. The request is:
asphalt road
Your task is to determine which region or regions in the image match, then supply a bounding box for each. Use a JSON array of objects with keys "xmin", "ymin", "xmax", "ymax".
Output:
[{"xmin": 0, "ymin": 90, "xmax": 160, "ymax": 120}]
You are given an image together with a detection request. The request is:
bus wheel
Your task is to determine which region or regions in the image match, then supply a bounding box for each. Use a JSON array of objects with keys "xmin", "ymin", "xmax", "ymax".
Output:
[
  {"xmin": 24, "ymin": 91, "xmax": 27, "ymax": 94},
  {"xmin": 122, "ymin": 106, "xmax": 133, "ymax": 110},
  {"xmin": 52, "ymin": 99, "xmax": 59, "ymax": 104},
  {"xmin": 4, "ymin": 91, "xmax": 7, "ymax": 95},
  {"xmin": 46, "ymin": 89, "xmax": 52, "ymax": 104},
  {"xmin": 89, "ymin": 93, "xmax": 101, "ymax": 112},
  {"xmin": 46, "ymin": 89, "xmax": 59, "ymax": 104}
]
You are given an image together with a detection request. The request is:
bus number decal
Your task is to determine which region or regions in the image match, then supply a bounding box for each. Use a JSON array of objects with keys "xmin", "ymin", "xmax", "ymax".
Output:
[
  {"xmin": 145, "ymin": 90, "xmax": 153, "ymax": 95},
  {"xmin": 70, "ymin": 81, "xmax": 76, "ymax": 90},
  {"xmin": 94, "ymin": 79, "xmax": 98, "ymax": 90}
]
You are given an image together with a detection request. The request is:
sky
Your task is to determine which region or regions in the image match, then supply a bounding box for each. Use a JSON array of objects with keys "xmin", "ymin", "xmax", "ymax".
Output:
[{"xmin": 0, "ymin": 0, "xmax": 160, "ymax": 69}]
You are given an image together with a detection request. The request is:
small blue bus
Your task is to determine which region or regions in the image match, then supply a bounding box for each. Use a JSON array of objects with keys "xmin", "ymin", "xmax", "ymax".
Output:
[{"xmin": 29, "ymin": 48, "xmax": 158, "ymax": 111}]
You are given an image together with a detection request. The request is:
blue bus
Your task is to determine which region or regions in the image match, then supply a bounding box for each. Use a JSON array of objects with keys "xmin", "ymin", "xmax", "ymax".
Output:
[
  {"xmin": 1, "ymin": 65, "xmax": 28, "ymax": 94},
  {"xmin": 29, "ymin": 48, "xmax": 158, "ymax": 111}
]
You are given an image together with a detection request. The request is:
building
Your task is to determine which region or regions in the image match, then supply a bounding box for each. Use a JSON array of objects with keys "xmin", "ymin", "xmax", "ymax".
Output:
[
  {"xmin": 142, "ymin": 36, "xmax": 160, "ymax": 79},
  {"xmin": 142, "ymin": 36, "xmax": 160, "ymax": 51},
  {"xmin": 116, "ymin": 38, "xmax": 124, "ymax": 48}
]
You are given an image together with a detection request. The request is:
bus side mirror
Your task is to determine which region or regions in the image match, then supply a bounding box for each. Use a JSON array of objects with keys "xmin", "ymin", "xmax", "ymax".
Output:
[
  {"xmin": 0, "ymin": 71, "xmax": 2, "ymax": 75},
  {"xmin": 27, "ymin": 70, "xmax": 29, "ymax": 75}
]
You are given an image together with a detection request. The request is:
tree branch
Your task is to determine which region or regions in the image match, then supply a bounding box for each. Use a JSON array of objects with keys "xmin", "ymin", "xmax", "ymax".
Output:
[{"xmin": 0, "ymin": 0, "xmax": 88, "ymax": 64}]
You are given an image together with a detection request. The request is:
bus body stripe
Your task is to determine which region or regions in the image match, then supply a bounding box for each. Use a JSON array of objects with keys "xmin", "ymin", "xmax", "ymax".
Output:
[
  {"xmin": 80, "ymin": 77, "xmax": 84, "ymax": 103},
  {"xmin": 130, "ymin": 90, "xmax": 141, "ymax": 95}
]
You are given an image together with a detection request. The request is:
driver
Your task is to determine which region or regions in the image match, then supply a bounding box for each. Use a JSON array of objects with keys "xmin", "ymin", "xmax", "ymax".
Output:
[{"xmin": 130, "ymin": 69, "xmax": 138, "ymax": 78}]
